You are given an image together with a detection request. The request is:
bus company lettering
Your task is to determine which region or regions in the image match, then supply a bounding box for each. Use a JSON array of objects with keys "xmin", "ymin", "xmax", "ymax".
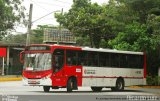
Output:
[
  {"xmin": 84, "ymin": 69, "xmax": 96, "ymax": 74},
  {"xmin": 135, "ymin": 71, "xmax": 142, "ymax": 74}
]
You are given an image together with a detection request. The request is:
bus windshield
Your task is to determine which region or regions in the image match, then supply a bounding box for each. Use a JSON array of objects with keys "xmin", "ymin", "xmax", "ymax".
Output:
[{"xmin": 24, "ymin": 53, "xmax": 51, "ymax": 71}]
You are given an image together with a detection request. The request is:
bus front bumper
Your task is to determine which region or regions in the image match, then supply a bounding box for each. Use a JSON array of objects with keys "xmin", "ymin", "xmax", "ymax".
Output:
[{"xmin": 22, "ymin": 77, "xmax": 52, "ymax": 86}]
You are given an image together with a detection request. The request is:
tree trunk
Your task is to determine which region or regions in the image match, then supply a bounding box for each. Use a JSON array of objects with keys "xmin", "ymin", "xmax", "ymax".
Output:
[{"xmin": 89, "ymin": 33, "xmax": 93, "ymax": 48}]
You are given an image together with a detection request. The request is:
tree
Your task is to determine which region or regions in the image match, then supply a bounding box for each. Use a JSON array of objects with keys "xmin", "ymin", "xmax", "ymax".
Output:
[
  {"xmin": 116, "ymin": 0, "xmax": 160, "ymax": 24},
  {"xmin": 2, "ymin": 33, "xmax": 26, "ymax": 44},
  {"xmin": 31, "ymin": 25, "xmax": 46, "ymax": 44},
  {"xmin": 0, "ymin": 0, "xmax": 25, "ymax": 40},
  {"xmin": 55, "ymin": 0, "xmax": 107, "ymax": 48},
  {"xmin": 108, "ymin": 22, "xmax": 153, "ymax": 51}
]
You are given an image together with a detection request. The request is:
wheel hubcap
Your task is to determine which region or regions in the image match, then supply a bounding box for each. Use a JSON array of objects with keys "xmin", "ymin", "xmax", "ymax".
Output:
[
  {"xmin": 71, "ymin": 82, "xmax": 73, "ymax": 88},
  {"xmin": 118, "ymin": 82, "xmax": 122, "ymax": 89}
]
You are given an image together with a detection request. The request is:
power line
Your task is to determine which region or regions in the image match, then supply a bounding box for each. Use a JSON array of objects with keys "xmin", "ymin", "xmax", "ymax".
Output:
[
  {"xmin": 32, "ymin": 10, "xmax": 61, "ymax": 23},
  {"xmin": 32, "ymin": 17, "xmax": 55, "ymax": 19},
  {"xmin": 30, "ymin": 0, "xmax": 49, "ymax": 11}
]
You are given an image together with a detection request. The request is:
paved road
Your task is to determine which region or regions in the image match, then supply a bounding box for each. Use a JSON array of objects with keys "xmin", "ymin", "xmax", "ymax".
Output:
[{"xmin": 0, "ymin": 81, "xmax": 159, "ymax": 101}]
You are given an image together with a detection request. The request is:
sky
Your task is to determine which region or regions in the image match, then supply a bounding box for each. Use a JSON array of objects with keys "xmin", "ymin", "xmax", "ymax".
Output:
[{"xmin": 15, "ymin": 0, "xmax": 108, "ymax": 34}]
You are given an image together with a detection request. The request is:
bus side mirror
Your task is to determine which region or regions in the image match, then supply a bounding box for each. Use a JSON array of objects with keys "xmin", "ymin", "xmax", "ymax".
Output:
[{"xmin": 20, "ymin": 51, "xmax": 24, "ymax": 64}]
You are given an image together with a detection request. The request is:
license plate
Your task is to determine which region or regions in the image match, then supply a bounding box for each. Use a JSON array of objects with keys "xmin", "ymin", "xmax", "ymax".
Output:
[{"xmin": 28, "ymin": 80, "xmax": 40, "ymax": 84}]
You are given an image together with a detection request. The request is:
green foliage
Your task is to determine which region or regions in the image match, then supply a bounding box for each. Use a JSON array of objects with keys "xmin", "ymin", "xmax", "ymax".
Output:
[
  {"xmin": 117, "ymin": 0, "xmax": 160, "ymax": 23},
  {"xmin": 55, "ymin": 0, "xmax": 107, "ymax": 48},
  {"xmin": 146, "ymin": 76, "xmax": 160, "ymax": 86},
  {"xmin": 2, "ymin": 34, "xmax": 26, "ymax": 44},
  {"xmin": 0, "ymin": 0, "xmax": 25, "ymax": 40},
  {"xmin": 146, "ymin": 76, "xmax": 153, "ymax": 85},
  {"xmin": 99, "ymin": 39, "xmax": 109, "ymax": 48},
  {"xmin": 76, "ymin": 36, "xmax": 90, "ymax": 46},
  {"xmin": 108, "ymin": 22, "xmax": 153, "ymax": 51},
  {"xmin": 31, "ymin": 25, "xmax": 52, "ymax": 44}
]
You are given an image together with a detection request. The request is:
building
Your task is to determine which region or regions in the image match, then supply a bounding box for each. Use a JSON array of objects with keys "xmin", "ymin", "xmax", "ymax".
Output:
[
  {"xmin": 43, "ymin": 28, "xmax": 76, "ymax": 44},
  {"xmin": 0, "ymin": 43, "xmax": 25, "ymax": 75}
]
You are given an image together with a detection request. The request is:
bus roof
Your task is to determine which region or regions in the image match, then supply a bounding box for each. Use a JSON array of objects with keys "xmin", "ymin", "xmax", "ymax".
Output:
[
  {"xmin": 82, "ymin": 47, "xmax": 144, "ymax": 55},
  {"xmin": 28, "ymin": 44, "xmax": 144, "ymax": 55},
  {"xmin": 28, "ymin": 44, "xmax": 81, "ymax": 50}
]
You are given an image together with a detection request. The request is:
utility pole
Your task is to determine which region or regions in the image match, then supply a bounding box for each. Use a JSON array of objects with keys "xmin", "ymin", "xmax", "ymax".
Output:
[
  {"xmin": 57, "ymin": 8, "xmax": 63, "ymax": 44},
  {"xmin": 26, "ymin": 4, "xmax": 33, "ymax": 46},
  {"xmin": 2, "ymin": 57, "xmax": 5, "ymax": 75}
]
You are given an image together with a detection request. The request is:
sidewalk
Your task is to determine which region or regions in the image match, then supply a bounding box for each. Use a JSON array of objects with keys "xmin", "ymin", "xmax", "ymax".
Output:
[{"xmin": 0, "ymin": 75, "xmax": 22, "ymax": 82}]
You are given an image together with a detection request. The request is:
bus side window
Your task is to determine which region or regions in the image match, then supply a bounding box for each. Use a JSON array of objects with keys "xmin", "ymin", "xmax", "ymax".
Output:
[
  {"xmin": 82, "ymin": 52, "xmax": 88, "ymax": 66},
  {"xmin": 120, "ymin": 54, "xmax": 128, "ymax": 68},
  {"xmin": 139, "ymin": 55, "xmax": 144, "ymax": 69},
  {"xmin": 99, "ymin": 52, "xmax": 110, "ymax": 67},
  {"xmin": 129, "ymin": 55, "xmax": 143, "ymax": 69},
  {"xmin": 77, "ymin": 51, "xmax": 87, "ymax": 66},
  {"xmin": 66, "ymin": 50, "xmax": 77, "ymax": 66},
  {"xmin": 53, "ymin": 49, "xmax": 64, "ymax": 72},
  {"xmin": 129, "ymin": 54, "xmax": 137, "ymax": 68},
  {"xmin": 110, "ymin": 53, "xmax": 120, "ymax": 67},
  {"xmin": 88, "ymin": 52, "xmax": 99, "ymax": 67}
]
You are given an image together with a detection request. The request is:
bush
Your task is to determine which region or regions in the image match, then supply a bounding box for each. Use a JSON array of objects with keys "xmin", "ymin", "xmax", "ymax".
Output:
[{"xmin": 146, "ymin": 76, "xmax": 160, "ymax": 86}]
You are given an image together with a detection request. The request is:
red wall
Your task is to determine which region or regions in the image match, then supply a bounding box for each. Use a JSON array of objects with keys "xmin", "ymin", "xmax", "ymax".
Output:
[{"xmin": 0, "ymin": 48, "xmax": 6, "ymax": 57}]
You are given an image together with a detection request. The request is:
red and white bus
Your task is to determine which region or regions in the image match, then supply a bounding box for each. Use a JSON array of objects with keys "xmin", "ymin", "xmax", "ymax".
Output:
[{"xmin": 20, "ymin": 44, "xmax": 146, "ymax": 92}]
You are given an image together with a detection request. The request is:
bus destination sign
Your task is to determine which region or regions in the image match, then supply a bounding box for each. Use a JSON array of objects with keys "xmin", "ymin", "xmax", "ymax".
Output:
[{"xmin": 26, "ymin": 46, "xmax": 50, "ymax": 51}]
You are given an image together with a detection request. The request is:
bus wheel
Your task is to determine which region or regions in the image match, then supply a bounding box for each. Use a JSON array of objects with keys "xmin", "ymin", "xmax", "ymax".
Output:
[
  {"xmin": 111, "ymin": 87, "xmax": 116, "ymax": 91},
  {"xmin": 115, "ymin": 78, "xmax": 124, "ymax": 91},
  {"xmin": 67, "ymin": 78, "xmax": 73, "ymax": 92},
  {"xmin": 91, "ymin": 87, "xmax": 102, "ymax": 92},
  {"xmin": 43, "ymin": 86, "xmax": 50, "ymax": 92}
]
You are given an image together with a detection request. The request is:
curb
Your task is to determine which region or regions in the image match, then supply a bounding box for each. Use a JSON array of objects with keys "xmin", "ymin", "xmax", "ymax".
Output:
[
  {"xmin": 128, "ymin": 86, "xmax": 160, "ymax": 89},
  {"xmin": 0, "ymin": 77, "xmax": 22, "ymax": 82}
]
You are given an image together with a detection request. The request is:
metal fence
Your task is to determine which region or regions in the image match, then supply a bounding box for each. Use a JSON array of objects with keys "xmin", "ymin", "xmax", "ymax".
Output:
[{"xmin": 43, "ymin": 28, "xmax": 76, "ymax": 44}]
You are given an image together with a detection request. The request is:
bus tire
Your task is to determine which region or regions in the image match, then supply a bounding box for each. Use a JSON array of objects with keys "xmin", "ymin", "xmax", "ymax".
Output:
[
  {"xmin": 111, "ymin": 87, "xmax": 116, "ymax": 91},
  {"xmin": 43, "ymin": 86, "xmax": 50, "ymax": 92},
  {"xmin": 115, "ymin": 78, "xmax": 124, "ymax": 91},
  {"xmin": 91, "ymin": 87, "xmax": 102, "ymax": 92},
  {"xmin": 67, "ymin": 78, "xmax": 74, "ymax": 92}
]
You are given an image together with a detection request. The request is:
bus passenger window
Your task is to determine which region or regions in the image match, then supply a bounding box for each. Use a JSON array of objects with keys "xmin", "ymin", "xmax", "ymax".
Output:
[
  {"xmin": 66, "ymin": 50, "xmax": 77, "ymax": 66},
  {"xmin": 99, "ymin": 52, "xmax": 109, "ymax": 67},
  {"xmin": 110, "ymin": 53, "xmax": 120, "ymax": 67},
  {"xmin": 67, "ymin": 57, "xmax": 72, "ymax": 65},
  {"xmin": 88, "ymin": 52, "xmax": 99, "ymax": 67},
  {"xmin": 77, "ymin": 51, "xmax": 87, "ymax": 66},
  {"xmin": 53, "ymin": 49, "xmax": 64, "ymax": 72},
  {"xmin": 120, "ymin": 54, "xmax": 129, "ymax": 68}
]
